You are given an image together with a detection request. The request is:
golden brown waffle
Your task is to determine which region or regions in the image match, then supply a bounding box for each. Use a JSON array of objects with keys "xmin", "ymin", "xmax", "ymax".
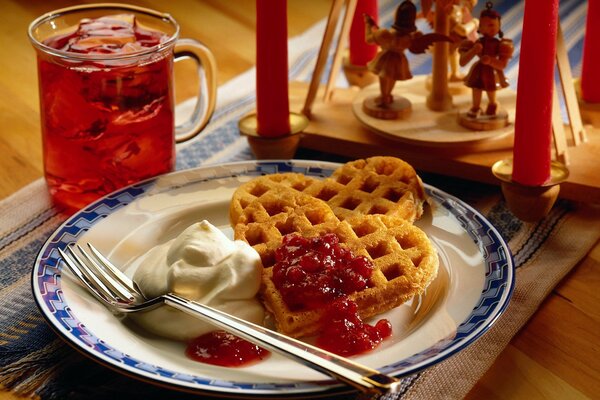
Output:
[
  {"xmin": 318, "ymin": 156, "xmax": 427, "ymax": 223},
  {"xmin": 233, "ymin": 189, "xmax": 338, "ymax": 270},
  {"xmin": 230, "ymin": 156, "xmax": 427, "ymax": 226},
  {"xmin": 233, "ymin": 189, "xmax": 438, "ymax": 338},
  {"xmin": 229, "ymin": 172, "xmax": 318, "ymax": 225}
]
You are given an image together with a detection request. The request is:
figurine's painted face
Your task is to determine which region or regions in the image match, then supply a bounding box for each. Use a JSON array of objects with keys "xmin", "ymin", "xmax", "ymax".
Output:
[{"xmin": 479, "ymin": 16, "xmax": 501, "ymax": 37}]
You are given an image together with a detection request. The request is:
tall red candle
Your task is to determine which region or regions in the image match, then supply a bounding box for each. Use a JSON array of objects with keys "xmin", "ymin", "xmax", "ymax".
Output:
[
  {"xmin": 581, "ymin": 0, "xmax": 600, "ymax": 103},
  {"xmin": 256, "ymin": 0, "xmax": 291, "ymax": 137},
  {"xmin": 512, "ymin": 0, "xmax": 558, "ymax": 186},
  {"xmin": 349, "ymin": 0, "xmax": 378, "ymax": 66}
]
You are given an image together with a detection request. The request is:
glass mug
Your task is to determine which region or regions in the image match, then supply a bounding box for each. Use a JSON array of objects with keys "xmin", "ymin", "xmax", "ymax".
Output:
[{"xmin": 28, "ymin": 4, "xmax": 216, "ymax": 212}]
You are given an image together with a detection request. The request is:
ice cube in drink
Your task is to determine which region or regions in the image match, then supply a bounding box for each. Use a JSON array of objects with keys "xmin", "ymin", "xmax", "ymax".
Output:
[{"xmin": 37, "ymin": 14, "xmax": 175, "ymax": 212}]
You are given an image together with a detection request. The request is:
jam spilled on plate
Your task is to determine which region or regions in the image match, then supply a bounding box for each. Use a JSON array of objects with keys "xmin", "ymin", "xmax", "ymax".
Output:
[
  {"xmin": 273, "ymin": 233, "xmax": 393, "ymax": 356},
  {"xmin": 186, "ymin": 331, "xmax": 269, "ymax": 367}
]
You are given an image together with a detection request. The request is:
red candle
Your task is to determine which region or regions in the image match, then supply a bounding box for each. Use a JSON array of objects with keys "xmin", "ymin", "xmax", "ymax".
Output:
[
  {"xmin": 581, "ymin": 0, "xmax": 600, "ymax": 103},
  {"xmin": 349, "ymin": 0, "xmax": 378, "ymax": 66},
  {"xmin": 256, "ymin": 0, "xmax": 291, "ymax": 137},
  {"xmin": 512, "ymin": 0, "xmax": 558, "ymax": 186}
]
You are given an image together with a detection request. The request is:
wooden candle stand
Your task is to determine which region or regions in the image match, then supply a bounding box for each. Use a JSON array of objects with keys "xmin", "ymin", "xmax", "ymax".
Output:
[
  {"xmin": 287, "ymin": 7, "xmax": 597, "ymax": 211},
  {"xmin": 288, "ymin": 80, "xmax": 600, "ymax": 205},
  {"xmin": 243, "ymin": 0, "xmax": 598, "ymax": 219}
]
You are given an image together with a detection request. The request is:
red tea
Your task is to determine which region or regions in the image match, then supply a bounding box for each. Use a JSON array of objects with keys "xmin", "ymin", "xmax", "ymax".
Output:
[{"xmin": 38, "ymin": 15, "xmax": 175, "ymax": 211}]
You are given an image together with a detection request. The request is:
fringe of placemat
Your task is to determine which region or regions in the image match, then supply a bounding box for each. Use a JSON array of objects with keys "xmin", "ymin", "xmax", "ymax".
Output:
[
  {"xmin": 0, "ymin": 179, "xmax": 67, "ymax": 399},
  {"xmin": 0, "ymin": 340, "xmax": 72, "ymax": 397}
]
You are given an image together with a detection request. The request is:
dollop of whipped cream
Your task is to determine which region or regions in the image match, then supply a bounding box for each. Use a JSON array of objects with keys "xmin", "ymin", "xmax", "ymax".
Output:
[{"xmin": 131, "ymin": 220, "xmax": 264, "ymax": 341}]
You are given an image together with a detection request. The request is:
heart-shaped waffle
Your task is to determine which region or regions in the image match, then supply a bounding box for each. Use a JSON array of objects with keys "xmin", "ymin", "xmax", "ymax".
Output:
[{"xmin": 232, "ymin": 178, "xmax": 438, "ymax": 338}]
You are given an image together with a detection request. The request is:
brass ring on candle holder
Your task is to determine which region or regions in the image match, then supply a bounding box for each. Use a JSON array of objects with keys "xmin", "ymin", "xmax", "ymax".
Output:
[
  {"xmin": 238, "ymin": 112, "xmax": 308, "ymax": 160},
  {"xmin": 492, "ymin": 158, "xmax": 569, "ymax": 222}
]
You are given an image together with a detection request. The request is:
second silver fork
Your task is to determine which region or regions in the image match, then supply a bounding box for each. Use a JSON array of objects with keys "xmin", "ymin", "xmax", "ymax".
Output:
[{"xmin": 59, "ymin": 243, "xmax": 402, "ymax": 395}]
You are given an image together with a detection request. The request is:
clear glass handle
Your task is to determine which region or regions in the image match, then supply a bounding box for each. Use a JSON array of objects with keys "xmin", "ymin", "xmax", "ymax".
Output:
[{"xmin": 173, "ymin": 38, "xmax": 217, "ymax": 143}]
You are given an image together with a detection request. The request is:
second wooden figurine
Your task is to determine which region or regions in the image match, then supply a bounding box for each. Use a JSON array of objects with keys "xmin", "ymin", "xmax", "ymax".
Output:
[
  {"xmin": 458, "ymin": 1, "xmax": 514, "ymax": 130},
  {"xmin": 363, "ymin": 0, "xmax": 450, "ymax": 120}
]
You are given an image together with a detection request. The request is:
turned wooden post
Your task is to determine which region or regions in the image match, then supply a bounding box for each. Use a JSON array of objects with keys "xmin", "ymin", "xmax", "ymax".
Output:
[{"xmin": 426, "ymin": 0, "xmax": 454, "ymax": 111}]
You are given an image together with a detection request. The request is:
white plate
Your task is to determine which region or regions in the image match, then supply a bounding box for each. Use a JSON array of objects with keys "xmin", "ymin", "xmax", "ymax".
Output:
[{"xmin": 33, "ymin": 160, "xmax": 514, "ymax": 398}]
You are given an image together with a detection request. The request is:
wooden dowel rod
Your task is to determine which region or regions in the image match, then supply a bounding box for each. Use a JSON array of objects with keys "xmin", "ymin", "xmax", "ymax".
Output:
[
  {"xmin": 302, "ymin": 0, "xmax": 345, "ymax": 117},
  {"xmin": 324, "ymin": 0, "xmax": 357, "ymax": 102},
  {"xmin": 552, "ymin": 83, "xmax": 570, "ymax": 165},
  {"xmin": 556, "ymin": 23, "xmax": 587, "ymax": 144}
]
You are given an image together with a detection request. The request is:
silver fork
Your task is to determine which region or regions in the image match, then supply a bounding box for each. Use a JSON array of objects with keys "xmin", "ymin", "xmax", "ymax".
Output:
[{"xmin": 58, "ymin": 243, "xmax": 402, "ymax": 395}]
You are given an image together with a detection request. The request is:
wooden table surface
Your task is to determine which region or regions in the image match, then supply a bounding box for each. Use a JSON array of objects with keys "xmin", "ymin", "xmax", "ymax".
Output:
[{"xmin": 1, "ymin": 1, "xmax": 598, "ymax": 399}]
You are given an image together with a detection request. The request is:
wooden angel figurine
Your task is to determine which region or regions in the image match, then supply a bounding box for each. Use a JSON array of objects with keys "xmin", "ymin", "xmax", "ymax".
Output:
[
  {"xmin": 363, "ymin": 0, "xmax": 451, "ymax": 119},
  {"xmin": 424, "ymin": 0, "xmax": 479, "ymax": 82},
  {"xmin": 458, "ymin": 1, "xmax": 514, "ymax": 128},
  {"xmin": 448, "ymin": 0, "xmax": 479, "ymax": 81}
]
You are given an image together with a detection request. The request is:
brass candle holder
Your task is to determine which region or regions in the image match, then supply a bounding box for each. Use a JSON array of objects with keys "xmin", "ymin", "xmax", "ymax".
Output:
[
  {"xmin": 492, "ymin": 158, "xmax": 569, "ymax": 222},
  {"xmin": 239, "ymin": 112, "xmax": 309, "ymax": 159}
]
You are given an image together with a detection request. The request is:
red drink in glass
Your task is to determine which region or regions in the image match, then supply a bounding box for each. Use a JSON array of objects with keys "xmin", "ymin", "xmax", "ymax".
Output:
[
  {"xmin": 37, "ymin": 15, "xmax": 174, "ymax": 211},
  {"xmin": 29, "ymin": 5, "xmax": 217, "ymax": 213}
]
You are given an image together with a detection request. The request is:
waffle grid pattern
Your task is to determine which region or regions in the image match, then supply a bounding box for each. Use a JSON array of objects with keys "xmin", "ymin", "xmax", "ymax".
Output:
[{"xmin": 232, "ymin": 157, "xmax": 439, "ymax": 338}]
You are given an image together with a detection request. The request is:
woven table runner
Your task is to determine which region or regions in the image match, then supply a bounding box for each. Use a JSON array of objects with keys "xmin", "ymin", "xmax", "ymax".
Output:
[{"xmin": 1, "ymin": 1, "xmax": 595, "ymax": 398}]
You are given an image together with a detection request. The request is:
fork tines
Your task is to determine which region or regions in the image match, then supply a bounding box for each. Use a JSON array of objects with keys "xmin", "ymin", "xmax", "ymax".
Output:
[{"xmin": 59, "ymin": 244, "xmax": 137, "ymax": 305}]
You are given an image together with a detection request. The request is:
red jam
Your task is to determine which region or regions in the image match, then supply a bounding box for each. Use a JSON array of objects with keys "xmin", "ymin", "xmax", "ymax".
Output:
[
  {"xmin": 317, "ymin": 298, "xmax": 392, "ymax": 356},
  {"xmin": 272, "ymin": 233, "xmax": 374, "ymax": 311},
  {"xmin": 185, "ymin": 331, "xmax": 270, "ymax": 367}
]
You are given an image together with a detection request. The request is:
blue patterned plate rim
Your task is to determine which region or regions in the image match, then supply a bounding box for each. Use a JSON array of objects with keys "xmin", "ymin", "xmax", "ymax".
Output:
[{"xmin": 32, "ymin": 159, "xmax": 515, "ymax": 398}]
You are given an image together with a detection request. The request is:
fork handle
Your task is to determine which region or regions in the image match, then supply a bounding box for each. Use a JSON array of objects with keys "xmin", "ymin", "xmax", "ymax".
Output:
[{"xmin": 164, "ymin": 293, "xmax": 401, "ymax": 394}]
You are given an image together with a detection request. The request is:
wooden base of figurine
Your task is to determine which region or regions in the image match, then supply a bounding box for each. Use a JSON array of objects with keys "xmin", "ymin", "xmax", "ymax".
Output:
[
  {"xmin": 238, "ymin": 112, "xmax": 308, "ymax": 159},
  {"xmin": 458, "ymin": 109, "xmax": 509, "ymax": 131},
  {"xmin": 352, "ymin": 76, "xmax": 515, "ymax": 145},
  {"xmin": 425, "ymin": 74, "xmax": 470, "ymax": 95},
  {"xmin": 362, "ymin": 95, "xmax": 412, "ymax": 120},
  {"xmin": 342, "ymin": 55, "xmax": 377, "ymax": 88}
]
